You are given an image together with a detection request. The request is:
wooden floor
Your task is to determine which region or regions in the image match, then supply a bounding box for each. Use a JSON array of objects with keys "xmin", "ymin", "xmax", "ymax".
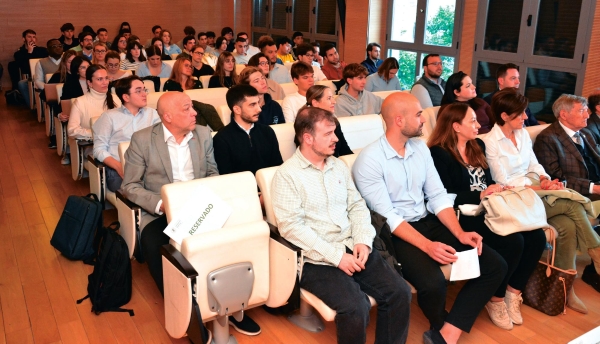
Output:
[{"xmin": 0, "ymin": 95, "xmax": 599, "ymax": 344}]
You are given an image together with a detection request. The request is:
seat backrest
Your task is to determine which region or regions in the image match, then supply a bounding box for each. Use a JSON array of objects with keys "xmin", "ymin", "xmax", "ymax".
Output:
[
  {"xmin": 235, "ymin": 64, "xmax": 246, "ymax": 75},
  {"xmin": 56, "ymin": 83, "xmax": 64, "ymax": 100},
  {"xmin": 279, "ymin": 83, "xmax": 298, "ymax": 96},
  {"xmin": 199, "ymin": 75, "xmax": 211, "ymax": 89},
  {"xmin": 338, "ymin": 114, "xmax": 385, "ymax": 151},
  {"xmin": 421, "ymin": 106, "xmax": 440, "ymax": 139},
  {"xmin": 184, "ymin": 88, "xmax": 229, "ymax": 109},
  {"xmin": 61, "ymin": 99, "xmax": 72, "ymax": 117},
  {"xmin": 372, "ymin": 90, "xmax": 401, "ymax": 100},
  {"xmin": 118, "ymin": 141, "xmax": 130, "ymax": 167},
  {"xmin": 163, "ymin": 60, "xmax": 176, "ymax": 69},
  {"xmin": 146, "ymin": 91, "xmax": 166, "ymax": 109},
  {"xmin": 45, "ymin": 84, "xmax": 59, "ymax": 102},
  {"xmin": 29, "ymin": 58, "xmax": 41, "ymax": 79},
  {"xmin": 45, "ymin": 74, "xmax": 53, "ymax": 83},
  {"xmin": 270, "ymin": 123, "xmax": 296, "ymax": 161},
  {"xmin": 284, "ymin": 62, "xmax": 294, "ymax": 70},
  {"xmin": 143, "ymin": 80, "xmax": 156, "ymax": 93},
  {"xmin": 159, "ymin": 78, "xmax": 169, "ymax": 92},
  {"xmin": 525, "ymin": 123, "xmax": 550, "ymax": 144},
  {"xmin": 255, "ymin": 166, "xmax": 280, "ymax": 225},
  {"xmin": 170, "ymin": 53, "xmax": 179, "ymax": 60},
  {"xmin": 339, "ymin": 154, "xmax": 359, "ymax": 175},
  {"xmin": 315, "ymin": 79, "xmax": 335, "ymax": 92},
  {"xmin": 216, "ymin": 104, "xmax": 232, "ymax": 126}
]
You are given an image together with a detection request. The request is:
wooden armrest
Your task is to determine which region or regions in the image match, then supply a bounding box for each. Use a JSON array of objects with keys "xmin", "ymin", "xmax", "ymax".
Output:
[
  {"xmin": 268, "ymin": 223, "xmax": 302, "ymax": 252},
  {"xmin": 160, "ymin": 244, "xmax": 198, "ymax": 279},
  {"xmin": 116, "ymin": 190, "xmax": 141, "ymax": 210}
]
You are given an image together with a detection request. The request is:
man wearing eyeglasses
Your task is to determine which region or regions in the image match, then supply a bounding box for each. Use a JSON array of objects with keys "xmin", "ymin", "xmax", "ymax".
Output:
[
  {"xmin": 295, "ymin": 43, "xmax": 327, "ymax": 81},
  {"xmin": 35, "ymin": 39, "xmax": 63, "ymax": 93},
  {"xmin": 70, "ymin": 32, "xmax": 94, "ymax": 61},
  {"xmin": 411, "ymin": 54, "xmax": 447, "ymax": 108},
  {"xmin": 92, "ymin": 75, "xmax": 161, "ymax": 192}
]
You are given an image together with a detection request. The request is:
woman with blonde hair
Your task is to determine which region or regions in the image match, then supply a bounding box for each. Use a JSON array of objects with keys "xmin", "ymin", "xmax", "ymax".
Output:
[
  {"xmin": 208, "ymin": 51, "xmax": 238, "ymax": 88},
  {"xmin": 163, "ymin": 56, "xmax": 202, "ymax": 91},
  {"xmin": 160, "ymin": 29, "xmax": 181, "ymax": 56},
  {"xmin": 91, "ymin": 42, "xmax": 108, "ymax": 66},
  {"xmin": 48, "ymin": 50, "xmax": 78, "ymax": 84}
]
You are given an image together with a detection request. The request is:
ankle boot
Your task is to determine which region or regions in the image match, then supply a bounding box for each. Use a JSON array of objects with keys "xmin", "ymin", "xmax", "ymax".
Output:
[
  {"xmin": 587, "ymin": 247, "xmax": 600, "ymax": 274},
  {"xmin": 567, "ymin": 287, "xmax": 588, "ymax": 314}
]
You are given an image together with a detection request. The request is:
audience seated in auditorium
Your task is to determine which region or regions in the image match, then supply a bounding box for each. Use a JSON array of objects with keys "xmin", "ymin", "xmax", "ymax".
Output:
[
  {"xmin": 214, "ymin": 36, "xmax": 229, "ymax": 58},
  {"xmin": 213, "ymin": 84, "xmax": 283, "ymax": 177},
  {"xmin": 272, "ymin": 105, "xmax": 412, "ymax": 344},
  {"xmin": 121, "ymin": 29, "xmax": 132, "ymax": 41},
  {"xmin": 71, "ymin": 32, "xmax": 94, "ymax": 61},
  {"xmin": 10, "ymin": 29, "xmax": 48, "ymax": 103},
  {"xmin": 320, "ymin": 44, "xmax": 347, "ymax": 80},
  {"xmin": 221, "ymin": 27, "xmax": 235, "ymax": 52},
  {"xmin": 93, "ymin": 76, "xmax": 160, "ymax": 192},
  {"xmin": 105, "ymin": 51, "xmax": 132, "ymax": 82},
  {"xmin": 238, "ymin": 67, "xmax": 285, "ymax": 125},
  {"xmin": 440, "ymin": 71, "xmax": 494, "ymax": 134},
  {"xmin": 291, "ymin": 31, "xmax": 303, "ymax": 58},
  {"xmin": 295, "ymin": 43, "xmax": 327, "ymax": 82},
  {"xmin": 232, "ymin": 37, "xmax": 250, "ymax": 65},
  {"xmin": 163, "ymin": 56, "xmax": 202, "ymax": 91},
  {"xmin": 411, "ymin": 54, "xmax": 446, "ymax": 108},
  {"xmin": 276, "ymin": 37, "xmax": 295, "ymax": 64},
  {"xmin": 258, "ymin": 38, "xmax": 292, "ymax": 85},
  {"xmin": 175, "ymin": 26, "xmax": 195, "ymax": 50},
  {"xmin": 96, "ymin": 28, "xmax": 111, "ymax": 49},
  {"xmin": 483, "ymin": 88, "xmax": 600, "ymax": 313},
  {"xmin": 49, "ymin": 50, "xmax": 77, "ymax": 85},
  {"xmin": 68, "ymin": 64, "xmax": 121, "ymax": 140},
  {"xmin": 59, "ymin": 23, "xmax": 79, "ymax": 50},
  {"xmin": 197, "ymin": 33, "xmax": 218, "ymax": 68},
  {"xmin": 353, "ymin": 91, "xmax": 505, "ymax": 344},
  {"xmin": 238, "ymin": 32, "xmax": 260, "ymax": 57},
  {"xmin": 189, "ymin": 45, "xmax": 214, "ymax": 78},
  {"xmin": 118, "ymin": 22, "xmax": 132, "ymax": 35},
  {"xmin": 91, "ymin": 42, "xmax": 108, "ymax": 66},
  {"xmin": 361, "ymin": 42, "xmax": 382, "ymax": 75},
  {"xmin": 61, "ymin": 56, "xmax": 89, "ymax": 101},
  {"xmin": 120, "ymin": 41, "xmax": 146, "ymax": 71},
  {"xmin": 334, "ymin": 63, "xmax": 382, "ymax": 117},
  {"xmin": 587, "ymin": 91, "xmax": 600, "ymax": 141},
  {"xmin": 305, "ymin": 85, "xmax": 353, "ymax": 157},
  {"xmin": 282, "ymin": 62, "xmax": 314, "ymax": 122},
  {"xmin": 428, "ymin": 102, "xmax": 546, "ymax": 330},
  {"xmin": 248, "ymin": 53, "xmax": 286, "ymax": 100},
  {"xmin": 35, "ymin": 39, "xmax": 63, "ymax": 94},
  {"xmin": 483, "ymin": 63, "xmax": 538, "ymax": 126},
  {"xmin": 110, "ymin": 34, "xmax": 128, "ymax": 57},
  {"xmin": 365, "ymin": 57, "xmax": 401, "ymax": 92},
  {"xmin": 136, "ymin": 47, "xmax": 172, "ymax": 79},
  {"xmin": 311, "ymin": 42, "xmax": 324, "ymax": 67},
  {"xmin": 144, "ymin": 25, "xmax": 162, "ymax": 48},
  {"xmin": 208, "ymin": 52, "xmax": 238, "ymax": 89},
  {"xmin": 160, "ymin": 29, "xmax": 181, "ymax": 56},
  {"xmin": 181, "ymin": 35, "xmax": 196, "ymax": 55},
  {"xmin": 150, "ymin": 37, "xmax": 172, "ymax": 61}
]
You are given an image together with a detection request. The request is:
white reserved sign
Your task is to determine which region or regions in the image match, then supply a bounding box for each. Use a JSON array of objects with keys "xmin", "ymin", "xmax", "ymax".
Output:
[{"xmin": 163, "ymin": 185, "xmax": 232, "ymax": 245}]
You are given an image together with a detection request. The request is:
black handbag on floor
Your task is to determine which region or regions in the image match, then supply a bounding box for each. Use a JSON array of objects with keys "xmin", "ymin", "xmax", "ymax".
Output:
[{"xmin": 51, "ymin": 193, "xmax": 102, "ymax": 263}]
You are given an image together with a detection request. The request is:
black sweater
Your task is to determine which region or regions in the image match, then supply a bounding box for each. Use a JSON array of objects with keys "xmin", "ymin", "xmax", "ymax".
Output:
[{"xmin": 213, "ymin": 121, "xmax": 283, "ymax": 175}]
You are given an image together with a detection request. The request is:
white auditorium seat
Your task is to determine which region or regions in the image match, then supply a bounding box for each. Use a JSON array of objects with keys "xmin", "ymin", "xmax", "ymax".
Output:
[
  {"xmin": 525, "ymin": 123, "xmax": 550, "ymax": 144},
  {"xmin": 216, "ymin": 105, "xmax": 232, "ymax": 126},
  {"xmin": 199, "ymin": 75, "xmax": 211, "ymax": 89},
  {"xmin": 421, "ymin": 106, "xmax": 440, "ymax": 139},
  {"xmin": 270, "ymin": 123, "xmax": 296, "ymax": 161},
  {"xmin": 143, "ymin": 80, "xmax": 156, "ymax": 93},
  {"xmin": 372, "ymin": 90, "xmax": 402, "ymax": 100},
  {"xmin": 55, "ymin": 99, "xmax": 71, "ymax": 157},
  {"xmin": 28, "ymin": 58, "xmax": 41, "ymax": 111},
  {"xmin": 279, "ymin": 83, "xmax": 298, "ymax": 96},
  {"xmin": 164, "ymin": 60, "xmax": 176, "ymax": 69},
  {"xmin": 337, "ymin": 114, "xmax": 385, "ymax": 151},
  {"xmin": 146, "ymin": 92, "xmax": 166, "ymax": 109},
  {"xmin": 161, "ymin": 172, "xmax": 297, "ymax": 344},
  {"xmin": 184, "ymin": 88, "xmax": 229, "ymax": 110},
  {"xmin": 44, "ymin": 83, "xmax": 60, "ymax": 137},
  {"xmin": 235, "ymin": 64, "xmax": 246, "ymax": 75}
]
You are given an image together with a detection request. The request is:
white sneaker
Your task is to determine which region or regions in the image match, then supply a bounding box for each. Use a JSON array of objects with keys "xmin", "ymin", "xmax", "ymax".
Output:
[
  {"xmin": 61, "ymin": 155, "xmax": 70, "ymax": 165},
  {"xmin": 505, "ymin": 290, "xmax": 523, "ymax": 325},
  {"xmin": 485, "ymin": 300, "xmax": 513, "ymax": 330}
]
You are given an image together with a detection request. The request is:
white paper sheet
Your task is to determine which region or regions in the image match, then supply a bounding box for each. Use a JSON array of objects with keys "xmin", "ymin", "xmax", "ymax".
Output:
[
  {"xmin": 449, "ymin": 248, "xmax": 481, "ymax": 281},
  {"xmin": 163, "ymin": 185, "xmax": 232, "ymax": 245}
]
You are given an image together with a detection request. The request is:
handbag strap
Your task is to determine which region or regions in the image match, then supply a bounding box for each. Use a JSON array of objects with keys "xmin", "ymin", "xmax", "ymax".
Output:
[
  {"xmin": 559, "ymin": 276, "xmax": 567, "ymax": 315},
  {"xmin": 544, "ymin": 226, "xmax": 557, "ymax": 272}
]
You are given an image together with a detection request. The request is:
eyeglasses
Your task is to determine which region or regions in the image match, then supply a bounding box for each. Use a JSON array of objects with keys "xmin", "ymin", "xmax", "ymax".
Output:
[
  {"xmin": 304, "ymin": 54, "xmax": 315, "ymax": 58},
  {"xmin": 427, "ymin": 62, "xmax": 443, "ymax": 67},
  {"xmin": 193, "ymin": 51, "xmax": 204, "ymax": 55},
  {"xmin": 106, "ymin": 63, "xmax": 120, "ymax": 68},
  {"xmin": 50, "ymin": 44, "xmax": 62, "ymax": 49},
  {"xmin": 131, "ymin": 88, "xmax": 150, "ymax": 95},
  {"xmin": 95, "ymin": 50, "xmax": 107, "ymax": 53},
  {"xmin": 79, "ymin": 65, "xmax": 88, "ymax": 70},
  {"xmin": 83, "ymin": 38, "xmax": 93, "ymax": 42},
  {"xmin": 258, "ymin": 61, "xmax": 269, "ymax": 66}
]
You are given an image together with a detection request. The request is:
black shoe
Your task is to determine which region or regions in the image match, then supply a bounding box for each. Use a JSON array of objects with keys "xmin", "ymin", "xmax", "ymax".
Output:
[
  {"xmin": 582, "ymin": 263, "xmax": 600, "ymax": 293},
  {"xmin": 229, "ymin": 315, "xmax": 261, "ymax": 336},
  {"xmin": 423, "ymin": 330, "xmax": 447, "ymax": 344},
  {"xmin": 593, "ymin": 225, "xmax": 600, "ymax": 236},
  {"xmin": 48, "ymin": 136, "xmax": 57, "ymax": 149}
]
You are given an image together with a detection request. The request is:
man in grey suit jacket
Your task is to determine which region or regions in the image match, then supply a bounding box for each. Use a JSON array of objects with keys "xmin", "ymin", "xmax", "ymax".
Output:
[{"xmin": 122, "ymin": 91, "xmax": 219, "ymax": 295}]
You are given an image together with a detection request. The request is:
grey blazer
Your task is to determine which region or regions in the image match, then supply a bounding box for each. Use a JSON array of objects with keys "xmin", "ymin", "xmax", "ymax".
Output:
[{"xmin": 122, "ymin": 123, "xmax": 219, "ymax": 230}]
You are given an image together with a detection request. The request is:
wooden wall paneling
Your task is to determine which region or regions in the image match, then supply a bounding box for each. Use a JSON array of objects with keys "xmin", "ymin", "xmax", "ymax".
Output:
[
  {"xmin": 342, "ymin": 0, "xmax": 370, "ymax": 64},
  {"xmin": 457, "ymin": 0, "xmax": 478, "ymax": 75},
  {"xmin": 582, "ymin": 1, "xmax": 600, "ymax": 96},
  {"xmin": 367, "ymin": 0, "xmax": 388, "ymax": 55}
]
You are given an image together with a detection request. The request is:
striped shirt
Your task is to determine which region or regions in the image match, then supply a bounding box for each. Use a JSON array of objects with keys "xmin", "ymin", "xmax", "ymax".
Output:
[
  {"xmin": 272, "ymin": 149, "xmax": 375, "ymax": 267},
  {"xmin": 120, "ymin": 59, "xmax": 142, "ymax": 72}
]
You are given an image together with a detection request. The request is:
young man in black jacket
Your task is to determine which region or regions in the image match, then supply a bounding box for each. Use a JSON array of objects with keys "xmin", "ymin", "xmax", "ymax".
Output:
[
  {"xmin": 8, "ymin": 29, "xmax": 48, "ymax": 102},
  {"xmin": 213, "ymin": 85, "xmax": 283, "ymax": 176}
]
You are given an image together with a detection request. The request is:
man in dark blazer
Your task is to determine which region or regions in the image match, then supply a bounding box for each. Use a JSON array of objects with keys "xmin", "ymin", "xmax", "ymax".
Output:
[
  {"xmin": 533, "ymin": 94, "xmax": 600, "ymax": 293},
  {"xmin": 586, "ymin": 91, "xmax": 600, "ymax": 141}
]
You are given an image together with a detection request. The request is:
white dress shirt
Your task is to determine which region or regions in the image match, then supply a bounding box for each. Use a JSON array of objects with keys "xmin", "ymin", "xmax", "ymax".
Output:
[{"xmin": 282, "ymin": 92, "xmax": 307, "ymax": 123}]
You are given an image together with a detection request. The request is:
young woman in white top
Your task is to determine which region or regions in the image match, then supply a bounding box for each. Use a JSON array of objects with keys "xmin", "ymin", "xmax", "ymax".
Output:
[
  {"xmin": 161, "ymin": 29, "xmax": 181, "ymax": 56},
  {"xmin": 67, "ymin": 64, "xmax": 121, "ymax": 139},
  {"xmin": 482, "ymin": 87, "xmax": 600, "ymax": 314},
  {"xmin": 105, "ymin": 51, "xmax": 132, "ymax": 82},
  {"xmin": 120, "ymin": 41, "xmax": 146, "ymax": 71}
]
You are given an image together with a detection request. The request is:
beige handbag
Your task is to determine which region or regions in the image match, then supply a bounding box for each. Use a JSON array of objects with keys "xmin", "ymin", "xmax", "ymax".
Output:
[{"xmin": 481, "ymin": 186, "xmax": 549, "ymax": 236}]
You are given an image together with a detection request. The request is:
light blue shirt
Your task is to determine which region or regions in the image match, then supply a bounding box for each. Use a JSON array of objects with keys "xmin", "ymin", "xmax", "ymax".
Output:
[
  {"xmin": 364, "ymin": 73, "xmax": 402, "ymax": 92},
  {"xmin": 269, "ymin": 64, "xmax": 292, "ymax": 84},
  {"xmin": 93, "ymin": 106, "xmax": 161, "ymax": 162},
  {"xmin": 163, "ymin": 44, "xmax": 182, "ymax": 55},
  {"xmin": 352, "ymin": 136, "xmax": 455, "ymax": 232},
  {"xmin": 135, "ymin": 61, "xmax": 173, "ymax": 78}
]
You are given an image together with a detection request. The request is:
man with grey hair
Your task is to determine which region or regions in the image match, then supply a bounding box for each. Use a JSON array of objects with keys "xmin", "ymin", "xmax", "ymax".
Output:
[{"xmin": 533, "ymin": 93, "xmax": 600, "ymax": 293}]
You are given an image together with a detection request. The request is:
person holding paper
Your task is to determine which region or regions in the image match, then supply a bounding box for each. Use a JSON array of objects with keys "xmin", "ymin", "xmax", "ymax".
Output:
[
  {"xmin": 352, "ymin": 92, "xmax": 506, "ymax": 344},
  {"xmin": 272, "ymin": 106, "xmax": 412, "ymax": 344},
  {"xmin": 427, "ymin": 102, "xmax": 546, "ymax": 330}
]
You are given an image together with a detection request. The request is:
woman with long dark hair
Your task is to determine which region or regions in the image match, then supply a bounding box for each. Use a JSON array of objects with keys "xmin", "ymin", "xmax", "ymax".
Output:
[
  {"xmin": 365, "ymin": 57, "xmax": 401, "ymax": 92},
  {"xmin": 208, "ymin": 52, "xmax": 238, "ymax": 88}
]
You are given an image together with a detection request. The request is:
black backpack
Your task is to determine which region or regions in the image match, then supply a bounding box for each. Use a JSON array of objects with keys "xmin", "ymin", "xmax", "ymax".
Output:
[
  {"xmin": 51, "ymin": 193, "xmax": 103, "ymax": 264},
  {"xmin": 77, "ymin": 222, "xmax": 134, "ymax": 316}
]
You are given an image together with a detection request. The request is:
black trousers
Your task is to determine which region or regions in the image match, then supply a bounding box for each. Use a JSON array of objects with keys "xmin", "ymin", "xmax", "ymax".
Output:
[
  {"xmin": 140, "ymin": 216, "xmax": 170, "ymax": 295},
  {"xmin": 459, "ymin": 215, "xmax": 546, "ymax": 297},
  {"xmin": 392, "ymin": 214, "xmax": 507, "ymax": 332}
]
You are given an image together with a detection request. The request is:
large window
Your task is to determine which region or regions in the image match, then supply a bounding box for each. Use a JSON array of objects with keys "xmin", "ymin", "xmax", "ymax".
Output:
[
  {"xmin": 473, "ymin": 0, "xmax": 594, "ymax": 122},
  {"xmin": 252, "ymin": 0, "xmax": 338, "ymax": 46},
  {"xmin": 386, "ymin": 0, "xmax": 463, "ymax": 90}
]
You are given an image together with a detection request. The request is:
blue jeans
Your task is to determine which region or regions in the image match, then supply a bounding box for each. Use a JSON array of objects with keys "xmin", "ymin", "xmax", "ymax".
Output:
[
  {"xmin": 17, "ymin": 79, "xmax": 30, "ymax": 106},
  {"xmin": 301, "ymin": 248, "xmax": 412, "ymax": 344}
]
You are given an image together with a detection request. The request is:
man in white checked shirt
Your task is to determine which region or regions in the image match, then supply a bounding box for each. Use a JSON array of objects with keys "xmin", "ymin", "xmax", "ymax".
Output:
[{"xmin": 271, "ymin": 106, "xmax": 412, "ymax": 344}]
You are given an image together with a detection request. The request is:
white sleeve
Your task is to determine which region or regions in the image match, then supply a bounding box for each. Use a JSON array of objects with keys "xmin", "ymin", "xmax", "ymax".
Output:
[{"xmin": 34, "ymin": 61, "xmax": 45, "ymax": 90}]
